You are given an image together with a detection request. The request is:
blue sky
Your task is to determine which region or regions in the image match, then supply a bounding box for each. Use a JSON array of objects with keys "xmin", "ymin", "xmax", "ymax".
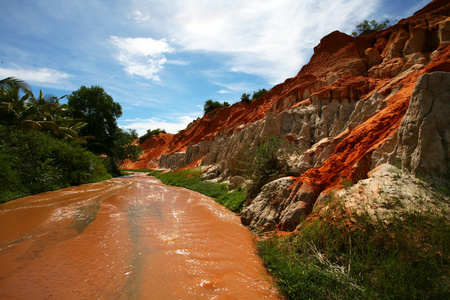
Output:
[{"xmin": 0, "ymin": 0, "xmax": 429, "ymax": 134}]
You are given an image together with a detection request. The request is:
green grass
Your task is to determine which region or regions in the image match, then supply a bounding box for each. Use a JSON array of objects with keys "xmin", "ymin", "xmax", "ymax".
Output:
[
  {"xmin": 258, "ymin": 199, "xmax": 450, "ymax": 299},
  {"xmin": 149, "ymin": 168, "xmax": 247, "ymax": 213}
]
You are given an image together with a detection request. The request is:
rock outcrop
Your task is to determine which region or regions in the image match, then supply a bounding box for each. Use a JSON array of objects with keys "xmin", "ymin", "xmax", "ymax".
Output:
[
  {"xmin": 389, "ymin": 71, "xmax": 450, "ymax": 178},
  {"xmin": 313, "ymin": 163, "xmax": 449, "ymax": 223},
  {"xmin": 122, "ymin": 0, "xmax": 450, "ymax": 232}
]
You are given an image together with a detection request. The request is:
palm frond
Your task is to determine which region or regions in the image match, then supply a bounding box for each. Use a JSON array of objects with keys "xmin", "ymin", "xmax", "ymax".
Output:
[{"xmin": 0, "ymin": 77, "xmax": 30, "ymax": 91}]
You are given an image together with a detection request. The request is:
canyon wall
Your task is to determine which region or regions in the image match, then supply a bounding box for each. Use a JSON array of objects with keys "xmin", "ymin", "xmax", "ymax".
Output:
[{"xmin": 122, "ymin": 0, "xmax": 450, "ymax": 231}]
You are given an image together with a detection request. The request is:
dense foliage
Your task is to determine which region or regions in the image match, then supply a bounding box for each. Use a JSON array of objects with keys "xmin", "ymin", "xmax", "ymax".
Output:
[
  {"xmin": 258, "ymin": 199, "xmax": 450, "ymax": 299},
  {"xmin": 203, "ymin": 99, "xmax": 230, "ymax": 114},
  {"xmin": 139, "ymin": 128, "xmax": 167, "ymax": 143},
  {"xmin": 67, "ymin": 85, "xmax": 141, "ymax": 173},
  {"xmin": 351, "ymin": 19, "xmax": 391, "ymax": 37},
  {"xmin": 0, "ymin": 77, "xmax": 88, "ymax": 143},
  {"xmin": 110, "ymin": 128, "xmax": 141, "ymax": 164},
  {"xmin": 0, "ymin": 125, "xmax": 111, "ymax": 203},
  {"xmin": 149, "ymin": 168, "xmax": 247, "ymax": 212},
  {"xmin": 240, "ymin": 88, "xmax": 268, "ymax": 103},
  {"xmin": 0, "ymin": 77, "xmax": 140, "ymax": 202},
  {"xmin": 67, "ymin": 85, "xmax": 122, "ymax": 156},
  {"xmin": 251, "ymin": 88, "xmax": 268, "ymax": 101}
]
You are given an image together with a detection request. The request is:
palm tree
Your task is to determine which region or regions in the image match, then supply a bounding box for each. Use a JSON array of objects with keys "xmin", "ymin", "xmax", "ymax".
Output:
[
  {"xmin": 0, "ymin": 77, "xmax": 91, "ymax": 144},
  {"xmin": 0, "ymin": 77, "xmax": 33, "ymax": 126},
  {"xmin": 25, "ymin": 91, "xmax": 92, "ymax": 143}
]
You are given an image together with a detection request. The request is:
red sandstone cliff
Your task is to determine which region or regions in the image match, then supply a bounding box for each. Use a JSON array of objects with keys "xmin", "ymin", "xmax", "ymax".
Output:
[{"xmin": 123, "ymin": 0, "xmax": 450, "ymax": 231}]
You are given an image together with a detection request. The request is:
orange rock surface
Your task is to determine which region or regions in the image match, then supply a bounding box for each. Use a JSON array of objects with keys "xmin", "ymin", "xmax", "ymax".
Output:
[{"xmin": 122, "ymin": 0, "xmax": 450, "ymax": 205}]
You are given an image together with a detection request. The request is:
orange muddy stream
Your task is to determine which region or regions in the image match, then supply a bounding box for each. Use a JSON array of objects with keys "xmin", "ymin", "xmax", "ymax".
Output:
[{"xmin": 0, "ymin": 173, "xmax": 280, "ymax": 299}]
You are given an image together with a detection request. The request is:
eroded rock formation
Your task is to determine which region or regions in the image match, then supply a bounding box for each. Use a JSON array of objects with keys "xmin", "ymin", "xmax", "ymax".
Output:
[{"xmin": 122, "ymin": 0, "xmax": 450, "ymax": 232}]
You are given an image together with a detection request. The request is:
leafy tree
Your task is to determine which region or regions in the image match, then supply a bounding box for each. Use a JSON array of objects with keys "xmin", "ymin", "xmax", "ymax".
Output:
[
  {"xmin": 241, "ymin": 93, "xmax": 251, "ymax": 103},
  {"xmin": 68, "ymin": 85, "xmax": 122, "ymax": 156},
  {"xmin": 139, "ymin": 128, "xmax": 167, "ymax": 143},
  {"xmin": 351, "ymin": 19, "xmax": 391, "ymax": 37},
  {"xmin": 110, "ymin": 128, "xmax": 142, "ymax": 165},
  {"xmin": 251, "ymin": 89, "xmax": 268, "ymax": 101},
  {"xmin": 203, "ymin": 99, "xmax": 229, "ymax": 114}
]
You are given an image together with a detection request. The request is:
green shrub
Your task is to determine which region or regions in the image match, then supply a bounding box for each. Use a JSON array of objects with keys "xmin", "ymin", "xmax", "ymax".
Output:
[
  {"xmin": 240, "ymin": 93, "xmax": 251, "ymax": 103},
  {"xmin": 0, "ymin": 126, "xmax": 111, "ymax": 203},
  {"xmin": 352, "ymin": 19, "xmax": 391, "ymax": 37},
  {"xmin": 242, "ymin": 135, "xmax": 289, "ymax": 199},
  {"xmin": 139, "ymin": 128, "xmax": 167, "ymax": 143},
  {"xmin": 240, "ymin": 89, "xmax": 268, "ymax": 103},
  {"xmin": 251, "ymin": 88, "xmax": 268, "ymax": 101},
  {"xmin": 203, "ymin": 99, "xmax": 230, "ymax": 115},
  {"xmin": 216, "ymin": 188, "xmax": 247, "ymax": 212}
]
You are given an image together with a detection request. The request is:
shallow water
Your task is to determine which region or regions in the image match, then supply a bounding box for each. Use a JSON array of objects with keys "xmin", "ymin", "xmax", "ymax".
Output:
[{"xmin": 0, "ymin": 172, "xmax": 279, "ymax": 299}]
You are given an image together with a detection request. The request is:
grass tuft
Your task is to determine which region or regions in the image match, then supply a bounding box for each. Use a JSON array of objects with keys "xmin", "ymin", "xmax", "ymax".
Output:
[{"xmin": 149, "ymin": 168, "xmax": 247, "ymax": 212}]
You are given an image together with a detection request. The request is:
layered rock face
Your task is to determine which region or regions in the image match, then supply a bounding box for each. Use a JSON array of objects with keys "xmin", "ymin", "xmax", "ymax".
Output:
[
  {"xmin": 122, "ymin": 0, "xmax": 450, "ymax": 231},
  {"xmin": 389, "ymin": 72, "xmax": 450, "ymax": 178}
]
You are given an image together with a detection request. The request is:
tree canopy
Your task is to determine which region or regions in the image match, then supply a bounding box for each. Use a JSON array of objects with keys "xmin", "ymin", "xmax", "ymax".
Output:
[
  {"xmin": 0, "ymin": 77, "xmax": 142, "ymax": 201},
  {"xmin": 240, "ymin": 89, "xmax": 268, "ymax": 104},
  {"xmin": 68, "ymin": 85, "xmax": 122, "ymax": 156},
  {"xmin": 251, "ymin": 88, "xmax": 268, "ymax": 101},
  {"xmin": 139, "ymin": 128, "xmax": 167, "ymax": 143},
  {"xmin": 0, "ymin": 77, "xmax": 87, "ymax": 143},
  {"xmin": 204, "ymin": 99, "xmax": 230, "ymax": 114},
  {"xmin": 240, "ymin": 93, "xmax": 251, "ymax": 103},
  {"xmin": 351, "ymin": 19, "xmax": 391, "ymax": 37}
]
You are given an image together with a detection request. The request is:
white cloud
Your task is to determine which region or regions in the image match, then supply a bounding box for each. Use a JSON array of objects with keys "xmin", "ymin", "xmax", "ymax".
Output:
[
  {"xmin": 133, "ymin": 10, "xmax": 150, "ymax": 23},
  {"xmin": 110, "ymin": 36, "xmax": 174, "ymax": 81},
  {"xmin": 119, "ymin": 116, "xmax": 196, "ymax": 135},
  {"xmin": 134, "ymin": 0, "xmax": 379, "ymax": 84},
  {"xmin": 0, "ymin": 67, "xmax": 70, "ymax": 86},
  {"xmin": 217, "ymin": 89, "xmax": 230, "ymax": 94},
  {"xmin": 166, "ymin": 59, "xmax": 189, "ymax": 66},
  {"xmin": 211, "ymin": 80, "xmax": 253, "ymax": 93}
]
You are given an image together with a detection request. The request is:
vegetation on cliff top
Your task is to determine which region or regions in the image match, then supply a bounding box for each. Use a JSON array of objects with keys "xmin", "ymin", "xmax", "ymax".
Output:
[
  {"xmin": 351, "ymin": 19, "xmax": 391, "ymax": 37},
  {"xmin": 139, "ymin": 128, "xmax": 167, "ymax": 143},
  {"xmin": 240, "ymin": 88, "xmax": 268, "ymax": 103},
  {"xmin": 203, "ymin": 99, "xmax": 230, "ymax": 114},
  {"xmin": 201, "ymin": 88, "xmax": 268, "ymax": 117}
]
